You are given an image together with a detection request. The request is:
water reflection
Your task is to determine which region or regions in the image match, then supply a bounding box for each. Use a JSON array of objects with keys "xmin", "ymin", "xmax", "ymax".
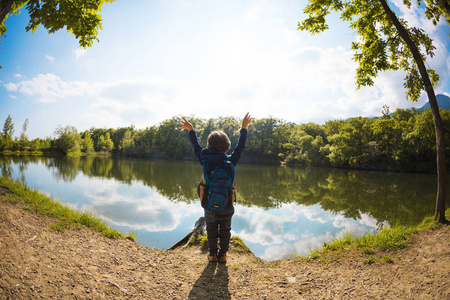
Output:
[{"xmin": 0, "ymin": 155, "xmax": 443, "ymax": 260}]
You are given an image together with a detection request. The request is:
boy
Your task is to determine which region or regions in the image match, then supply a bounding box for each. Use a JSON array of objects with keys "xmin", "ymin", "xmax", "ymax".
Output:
[{"xmin": 180, "ymin": 113, "xmax": 252, "ymax": 263}]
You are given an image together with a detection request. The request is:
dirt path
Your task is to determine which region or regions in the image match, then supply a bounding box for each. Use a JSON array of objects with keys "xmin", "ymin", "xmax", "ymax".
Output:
[{"xmin": 0, "ymin": 198, "xmax": 449, "ymax": 299}]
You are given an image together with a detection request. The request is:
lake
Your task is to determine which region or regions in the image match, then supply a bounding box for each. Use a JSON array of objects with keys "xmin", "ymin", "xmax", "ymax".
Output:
[{"xmin": 0, "ymin": 155, "xmax": 443, "ymax": 261}]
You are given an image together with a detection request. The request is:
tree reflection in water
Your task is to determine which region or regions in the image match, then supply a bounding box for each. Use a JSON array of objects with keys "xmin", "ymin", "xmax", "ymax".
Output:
[{"xmin": 1, "ymin": 155, "xmax": 444, "ymax": 260}]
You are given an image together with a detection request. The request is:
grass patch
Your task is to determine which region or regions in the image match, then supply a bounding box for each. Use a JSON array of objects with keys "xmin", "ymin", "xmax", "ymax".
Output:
[
  {"xmin": 188, "ymin": 232, "xmax": 208, "ymax": 250},
  {"xmin": 126, "ymin": 232, "xmax": 136, "ymax": 241},
  {"xmin": 357, "ymin": 226, "xmax": 417, "ymax": 251},
  {"xmin": 305, "ymin": 208, "xmax": 450, "ymax": 264},
  {"xmin": 231, "ymin": 236, "xmax": 251, "ymax": 253},
  {"xmin": 323, "ymin": 232, "xmax": 354, "ymax": 251},
  {"xmin": 360, "ymin": 246, "xmax": 375, "ymax": 254},
  {"xmin": 307, "ymin": 249, "xmax": 321, "ymax": 261},
  {"xmin": 0, "ymin": 177, "xmax": 124, "ymax": 239},
  {"xmin": 383, "ymin": 256, "xmax": 394, "ymax": 263},
  {"xmin": 49, "ymin": 222, "xmax": 66, "ymax": 232},
  {"xmin": 363, "ymin": 256, "xmax": 378, "ymax": 265}
]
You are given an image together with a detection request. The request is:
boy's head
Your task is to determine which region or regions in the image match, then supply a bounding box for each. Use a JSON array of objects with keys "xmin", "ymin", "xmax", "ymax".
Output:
[{"xmin": 207, "ymin": 130, "xmax": 231, "ymax": 153}]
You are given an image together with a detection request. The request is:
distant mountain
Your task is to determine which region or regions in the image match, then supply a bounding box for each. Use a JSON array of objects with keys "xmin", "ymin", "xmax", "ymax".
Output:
[{"xmin": 418, "ymin": 94, "xmax": 450, "ymax": 112}]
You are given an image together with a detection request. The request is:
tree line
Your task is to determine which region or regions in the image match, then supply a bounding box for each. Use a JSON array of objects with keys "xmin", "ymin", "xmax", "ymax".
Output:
[{"xmin": 1, "ymin": 108, "xmax": 449, "ymax": 172}]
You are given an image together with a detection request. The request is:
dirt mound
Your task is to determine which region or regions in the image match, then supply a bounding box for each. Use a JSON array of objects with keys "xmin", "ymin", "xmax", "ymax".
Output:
[{"xmin": 0, "ymin": 200, "xmax": 449, "ymax": 299}]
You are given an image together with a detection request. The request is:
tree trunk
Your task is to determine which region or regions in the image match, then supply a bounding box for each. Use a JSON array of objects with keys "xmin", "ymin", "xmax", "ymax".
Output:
[
  {"xmin": 167, "ymin": 217, "xmax": 206, "ymax": 250},
  {"xmin": 379, "ymin": 0, "xmax": 448, "ymax": 223},
  {"xmin": 0, "ymin": 0, "xmax": 15, "ymax": 26}
]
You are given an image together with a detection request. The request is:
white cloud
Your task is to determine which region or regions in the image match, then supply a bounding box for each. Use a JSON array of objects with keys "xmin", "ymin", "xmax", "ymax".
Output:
[
  {"xmin": 14, "ymin": 74, "xmax": 22, "ymax": 78},
  {"xmin": 45, "ymin": 54, "xmax": 55, "ymax": 61},
  {"xmin": 4, "ymin": 73, "xmax": 87, "ymax": 103},
  {"xmin": 245, "ymin": 6, "xmax": 262, "ymax": 22},
  {"xmin": 82, "ymin": 77, "xmax": 184, "ymax": 128},
  {"xmin": 4, "ymin": 82, "xmax": 18, "ymax": 92},
  {"xmin": 73, "ymin": 48, "xmax": 87, "ymax": 59},
  {"xmin": 3, "ymin": 73, "xmax": 187, "ymax": 129}
]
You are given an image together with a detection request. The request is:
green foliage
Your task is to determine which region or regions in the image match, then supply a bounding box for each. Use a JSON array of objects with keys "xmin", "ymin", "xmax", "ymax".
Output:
[
  {"xmin": 0, "ymin": 0, "xmax": 28, "ymax": 37},
  {"xmin": 188, "ymin": 232, "xmax": 208, "ymax": 250},
  {"xmin": 110, "ymin": 126, "xmax": 135, "ymax": 150},
  {"xmin": 126, "ymin": 232, "xmax": 136, "ymax": 241},
  {"xmin": 307, "ymin": 222, "xmax": 423, "ymax": 262},
  {"xmin": 306, "ymin": 249, "xmax": 320, "ymax": 261},
  {"xmin": 298, "ymin": 0, "xmax": 440, "ymax": 102},
  {"xmin": 97, "ymin": 132, "xmax": 114, "ymax": 153},
  {"xmin": 323, "ymin": 232, "xmax": 355, "ymax": 251},
  {"xmin": 363, "ymin": 256, "xmax": 378, "ymax": 265},
  {"xmin": 231, "ymin": 236, "xmax": 252, "ymax": 253},
  {"xmin": 281, "ymin": 122, "xmax": 330, "ymax": 166},
  {"xmin": 82, "ymin": 131, "xmax": 94, "ymax": 154},
  {"xmin": 53, "ymin": 125, "xmax": 82, "ymax": 155},
  {"xmin": 1, "ymin": 0, "xmax": 115, "ymax": 48},
  {"xmin": 28, "ymin": 137, "xmax": 51, "ymax": 153},
  {"xmin": 383, "ymin": 255, "xmax": 394, "ymax": 263},
  {"xmin": 1, "ymin": 114, "xmax": 15, "ymax": 151},
  {"xmin": 417, "ymin": 0, "xmax": 450, "ymax": 33},
  {"xmin": 2, "ymin": 109, "xmax": 450, "ymax": 172},
  {"xmin": 327, "ymin": 117, "xmax": 375, "ymax": 167},
  {"xmin": 247, "ymin": 117, "xmax": 284, "ymax": 158},
  {"xmin": 119, "ymin": 130, "xmax": 135, "ymax": 155},
  {"xmin": 357, "ymin": 226, "xmax": 417, "ymax": 251},
  {"xmin": 18, "ymin": 119, "xmax": 30, "ymax": 151},
  {"xmin": 360, "ymin": 246, "xmax": 375, "ymax": 254},
  {"xmin": 153, "ymin": 117, "xmax": 192, "ymax": 159}
]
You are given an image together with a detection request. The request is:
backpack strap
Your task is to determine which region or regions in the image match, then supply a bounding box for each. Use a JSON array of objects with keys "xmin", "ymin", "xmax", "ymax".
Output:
[{"xmin": 197, "ymin": 173, "xmax": 207, "ymax": 203}]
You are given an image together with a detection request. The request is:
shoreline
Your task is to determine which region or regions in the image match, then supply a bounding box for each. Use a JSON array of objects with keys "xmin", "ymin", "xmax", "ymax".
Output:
[
  {"xmin": 1, "ymin": 199, "xmax": 449, "ymax": 299},
  {"xmin": 1, "ymin": 178, "xmax": 449, "ymax": 298}
]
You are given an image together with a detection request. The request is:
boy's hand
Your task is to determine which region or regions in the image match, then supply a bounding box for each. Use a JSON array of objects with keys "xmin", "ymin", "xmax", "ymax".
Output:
[
  {"xmin": 242, "ymin": 112, "xmax": 252, "ymax": 129},
  {"xmin": 180, "ymin": 117, "xmax": 194, "ymax": 131}
]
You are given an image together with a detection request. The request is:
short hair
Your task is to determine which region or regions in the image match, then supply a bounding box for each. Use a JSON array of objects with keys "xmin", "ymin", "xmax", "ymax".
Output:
[{"xmin": 207, "ymin": 130, "xmax": 231, "ymax": 153}]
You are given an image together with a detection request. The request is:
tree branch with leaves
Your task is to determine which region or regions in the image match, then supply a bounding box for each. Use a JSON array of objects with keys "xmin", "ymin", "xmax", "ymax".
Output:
[
  {"xmin": 299, "ymin": 0, "xmax": 448, "ymax": 223},
  {"xmin": 0, "ymin": 0, "xmax": 115, "ymax": 69}
]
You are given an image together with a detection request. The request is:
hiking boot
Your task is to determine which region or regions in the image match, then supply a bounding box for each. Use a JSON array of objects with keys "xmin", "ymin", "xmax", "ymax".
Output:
[
  {"xmin": 208, "ymin": 254, "xmax": 218, "ymax": 262},
  {"xmin": 218, "ymin": 253, "xmax": 227, "ymax": 263}
]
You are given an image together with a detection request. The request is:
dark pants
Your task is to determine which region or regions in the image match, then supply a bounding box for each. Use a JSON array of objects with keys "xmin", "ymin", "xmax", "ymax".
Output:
[{"xmin": 205, "ymin": 210, "xmax": 234, "ymax": 256}]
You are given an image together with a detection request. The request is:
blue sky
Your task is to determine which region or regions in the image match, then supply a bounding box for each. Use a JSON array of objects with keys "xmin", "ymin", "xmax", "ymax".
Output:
[{"xmin": 1, "ymin": 0, "xmax": 449, "ymax": 139}]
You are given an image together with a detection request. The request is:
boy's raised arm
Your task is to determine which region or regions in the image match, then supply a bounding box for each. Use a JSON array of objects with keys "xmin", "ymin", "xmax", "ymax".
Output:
[
  {"xmin": 181, "ymin": 117, "xmax": 202, "ymax": 162},
  {"xmin": 242, "ymin": 112, "xmax": 252, "ymax": 129},
  {"xmin": 180, "ymin": 117, "xmax": 194, "ymax": 131}
]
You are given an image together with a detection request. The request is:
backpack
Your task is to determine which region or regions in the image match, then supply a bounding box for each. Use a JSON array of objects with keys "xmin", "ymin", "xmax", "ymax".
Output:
[{"xmin": 197, "ymin": 160, "xmax": 236, "ymax": 211}]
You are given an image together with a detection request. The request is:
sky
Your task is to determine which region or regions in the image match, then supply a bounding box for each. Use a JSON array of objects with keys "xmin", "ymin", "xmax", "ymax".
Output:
[{"xmin": 1, "ymin": 0, "xmax": 449, "ymax": 139}]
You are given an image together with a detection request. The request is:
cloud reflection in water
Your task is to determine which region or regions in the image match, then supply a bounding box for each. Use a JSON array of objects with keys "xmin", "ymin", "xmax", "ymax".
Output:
[
  {"xmin": 79, "ymin": 178, "xmax": 202, "ymax": 232},
  {"xmin": 232, "ymin": 203, "xmax": 378, "ymax": 261}
]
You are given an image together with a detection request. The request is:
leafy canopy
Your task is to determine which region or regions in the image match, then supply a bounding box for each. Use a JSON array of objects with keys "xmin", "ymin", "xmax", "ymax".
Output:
[
  {"xmin": 1, "ymin": 0, "xmax": 115, "ymax": 48},
  {"xmin": 298, "ymin": 0, "xmax": 441, "ymax": 102}
]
